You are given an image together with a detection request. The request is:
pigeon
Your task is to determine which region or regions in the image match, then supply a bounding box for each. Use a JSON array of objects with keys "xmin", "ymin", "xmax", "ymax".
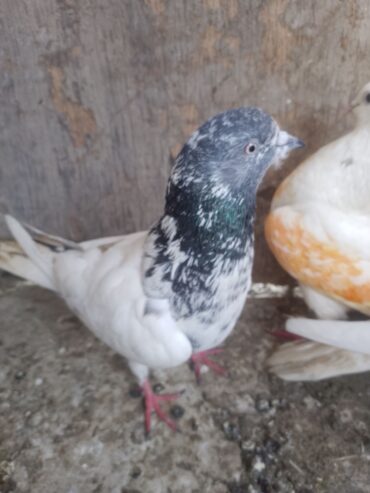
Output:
[
  {"xmin": 0, "ymin": 107, "xmax": 303, "ymax": 431},
  {"xmin": 265, "ymin": 82, "xmax": 370, "ymax": 380}
]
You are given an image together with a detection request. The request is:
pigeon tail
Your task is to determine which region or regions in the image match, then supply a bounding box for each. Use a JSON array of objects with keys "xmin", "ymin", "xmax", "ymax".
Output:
[{"xmin": 0, "ymin": 214, "xmax": 81, "ymax": 290}]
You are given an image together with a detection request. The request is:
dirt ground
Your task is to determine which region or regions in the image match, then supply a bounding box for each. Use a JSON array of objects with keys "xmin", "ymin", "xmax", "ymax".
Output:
[{"xmin": 1, "ymin": 271, "xmax": 370, "ymax": 493}]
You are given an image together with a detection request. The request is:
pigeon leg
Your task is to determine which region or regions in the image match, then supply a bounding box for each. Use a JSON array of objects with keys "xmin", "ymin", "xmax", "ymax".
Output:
[
  {"xmin": 271, "ymin": 330, "xmax": 303, "ymax": 341},
  {"xmin": 190, "ymin": 348, "xmax": 227, "ymax": 383},
  {"xmin": 141, "ymin": 380, "xmax": 182, "ymax": 434}
]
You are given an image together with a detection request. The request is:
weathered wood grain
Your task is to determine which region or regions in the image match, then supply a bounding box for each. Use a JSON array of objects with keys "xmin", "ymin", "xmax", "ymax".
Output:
[{"xmin": 1, "ymin": 0, "xmax": 370, "ymax": 280}]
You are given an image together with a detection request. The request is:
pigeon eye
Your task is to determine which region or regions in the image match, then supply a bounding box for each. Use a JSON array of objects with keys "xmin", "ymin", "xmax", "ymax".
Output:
[
  {"xmin": 245, "ymin": 143, "xmax": 257, "ymax": 154},
  {"xmin": 365, "ymin": 93, "xmax": 370, "ymax": 104}
]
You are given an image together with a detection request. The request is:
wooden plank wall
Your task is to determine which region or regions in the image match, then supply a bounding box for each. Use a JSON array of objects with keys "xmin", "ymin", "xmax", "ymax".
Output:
[{"xmin": 1, "ymin": 0, "xmax": 370, "ymax": 279}]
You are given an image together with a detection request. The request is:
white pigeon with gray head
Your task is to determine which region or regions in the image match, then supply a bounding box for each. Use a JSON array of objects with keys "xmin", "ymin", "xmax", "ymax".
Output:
[
  {"xmin": 0, "ymin": 107, "xmax": 302, "ymax": 432},
  {"xmin": 266, "ymin": 82, "xmax": 370, "ymax": 381}
]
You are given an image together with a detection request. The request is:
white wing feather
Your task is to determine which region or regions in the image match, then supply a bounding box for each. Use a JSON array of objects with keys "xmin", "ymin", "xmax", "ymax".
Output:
[
  {"xmin": 286, "ymin": 317, "xmax": 370, "ymax": 355},
  {"xmin": 268, "ymin": 340, "xmax": 370, "ymax": 381}
]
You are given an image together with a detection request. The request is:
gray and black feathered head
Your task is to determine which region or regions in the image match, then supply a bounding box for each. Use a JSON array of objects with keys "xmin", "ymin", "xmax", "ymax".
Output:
[{"xmin": 170, "ymin": 107, "xmax": 303, "ymax": 193}]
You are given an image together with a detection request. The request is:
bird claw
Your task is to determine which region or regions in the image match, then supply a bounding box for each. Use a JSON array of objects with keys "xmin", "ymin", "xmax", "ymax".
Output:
[
  {"xmin": 142, "ymin": 381, "xmax": 180, "ymax": 434},
  {"xmin": 191, "ymin": 348, "xmax": 227, "ymax": 383}
]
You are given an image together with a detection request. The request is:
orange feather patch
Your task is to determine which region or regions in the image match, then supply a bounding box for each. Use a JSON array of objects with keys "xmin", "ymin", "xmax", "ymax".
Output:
[{"xmin": 265, "ymin": 210, "xmax": 370, "ymax": 312}]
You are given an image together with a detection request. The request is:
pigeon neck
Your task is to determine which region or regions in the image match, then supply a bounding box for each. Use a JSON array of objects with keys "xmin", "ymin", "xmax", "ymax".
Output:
[{"xmin": 163, "ymin": 178, "xmax": 255, "ymax": 255}]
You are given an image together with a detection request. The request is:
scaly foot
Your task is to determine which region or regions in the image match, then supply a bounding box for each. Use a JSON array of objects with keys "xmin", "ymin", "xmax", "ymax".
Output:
[
  {"xmin": 191, "ymin": 348, "xmax": 227, "ymax": 383},
  {"xmin": 142, "ymin": 381, "xmax": 182, "ymax": 434}
]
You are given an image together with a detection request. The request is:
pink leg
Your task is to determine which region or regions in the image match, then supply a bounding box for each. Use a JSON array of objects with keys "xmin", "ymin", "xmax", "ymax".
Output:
[
  {"xmin": 191, "ymin": 348, "xmax": 227, "ymax": 383},
  {"xmin": 271, "ymin": 330, "xmax": 303, "ymax": 341},
  {"xmin": 142, "ymin": 381, "xmax": 182, "ymax": 434}
]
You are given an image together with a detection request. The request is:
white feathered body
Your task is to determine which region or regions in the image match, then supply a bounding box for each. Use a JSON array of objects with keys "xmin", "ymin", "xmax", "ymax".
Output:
[
  {"xmin": 268, "ymin": 124, "xmax": 370, "ymax": 315},
  {"xmin": 265, "ymin": 120, "xmax": 370, "ymax": 380},
  {"xmin": 56, "ymin": 230, "xmax": 251, "ymax": 365}
]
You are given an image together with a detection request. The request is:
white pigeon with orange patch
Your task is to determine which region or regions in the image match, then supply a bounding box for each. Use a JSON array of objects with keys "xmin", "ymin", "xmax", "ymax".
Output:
[{"xmin": 265, "ymin": 82, "xmax": 370, "ymax": 380}]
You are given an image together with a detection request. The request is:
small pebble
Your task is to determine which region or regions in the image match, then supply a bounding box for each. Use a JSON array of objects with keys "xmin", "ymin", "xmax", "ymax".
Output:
[
  {"xmin": 241, "ymin": 440, "xmax": 256, "ymax": 452},
  {"xmin": 252, "ymin": 454, "xmax": 266, "ymax": 473},
  {"xmin": 223, "ymin": 421, "xmax": 241, "ymax": 441},
  {"xmin": 339, "ymin": 408, "xmax": 352, "ymax": 424},
  {"xmin": 271, "ymin": 398, "xmax": 287, "ymax": 409},
  {"xmin": 255, "ymin": 396, "xmax": 271, "ymax": 413},
  {"xmin": 15, "ymin": 370, "xmax": 26, "ymax": 381},
  {"xmin": 170, "ymin": 405, "xmax": 185, "ymax": 420},
  {"xmin": 263, "ymin": 437, "xmax": 281, "ymax": 457},
  {"xmin": 35, "ymin": 377, "xmax": 43, "ymax": 386},
  {"xmin": 129, "ymin": 385, "xmax": 142, "ymax": 399},
  {"xmin": 303, "ymin": 395, "xmax": 321, "ymax": 410},
  {"xmin": 153, "ymin": 383, "xmax": 165, "ymax": 394},
  {"xmin": 130, "ymin": 465, "xmax": 141, "ymax": 479}
]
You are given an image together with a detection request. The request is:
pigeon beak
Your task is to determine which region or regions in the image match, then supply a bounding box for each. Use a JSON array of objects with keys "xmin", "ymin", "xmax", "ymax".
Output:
[
  {"xmin": 272, "ymin": 130, "xmax": 304, "ymax": 168},
  {"xmin": 276, "ymin": 130, "xmax": 304, "ymax": 151}
]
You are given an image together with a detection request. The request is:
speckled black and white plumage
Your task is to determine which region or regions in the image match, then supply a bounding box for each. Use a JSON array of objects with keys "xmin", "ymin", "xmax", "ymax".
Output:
[
  {"xmin": 1, "ymin": 106, "xmax": 302, "ymax": 432},
  {"xmin": 143, "ymin": 107, "xmax": 299, "ymax": 351}
]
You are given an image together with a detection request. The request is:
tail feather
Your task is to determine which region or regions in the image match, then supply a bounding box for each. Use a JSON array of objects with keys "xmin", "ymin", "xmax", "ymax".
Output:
[
  {"xmin": 268, "ymin": 340, "xmax": 370, "ymax": 381},
  {"xmin": 20, "ymin": 220, "xmax": 83, "ymax": 252},
  {"xmin": 1, "ymin": 214, "xmax": 83, "ymax": 291},
  {"xmin": 5, "ymin": 215, "xmax": 56, "ymax": 281},
  {"xmin": 1, "ymin": 215, "xmax": 132, "ymax": 291},
  {"xmin": 0, "ymin": 239, "xmax": 53, "ymax": 289}
]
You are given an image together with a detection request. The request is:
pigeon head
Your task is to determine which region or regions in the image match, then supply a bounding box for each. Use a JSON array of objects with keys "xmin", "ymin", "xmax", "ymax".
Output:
[
  {"xmin": 171, "ymin": 107, "xmax": 303, "ymax": 194},
  {"xmin": 160, "ymin": 107, "xmax": 303, "ymax": 252},
  {"xmin": 352, "ymin": 82, "xmax": 370, "ymax": 126}
]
